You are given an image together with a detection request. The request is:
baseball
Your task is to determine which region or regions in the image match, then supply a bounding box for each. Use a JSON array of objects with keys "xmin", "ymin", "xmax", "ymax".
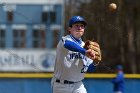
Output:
[{"xmin": 109, "ymin": 3, "xmax": 117, "ymax": 11}]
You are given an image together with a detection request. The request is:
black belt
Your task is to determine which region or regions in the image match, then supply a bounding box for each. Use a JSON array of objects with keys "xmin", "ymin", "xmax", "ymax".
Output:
[{"xmin": 56, "ymin": 79, "xmax": 75, "ymax": 84}]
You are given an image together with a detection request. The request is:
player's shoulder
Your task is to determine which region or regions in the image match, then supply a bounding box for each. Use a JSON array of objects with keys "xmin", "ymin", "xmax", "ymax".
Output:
[
  {"xmin": 58, "ymin": 35, "xmax": 72, "ymax": 46},
  {"xmin": 62, "ymin": 35, "xmax": 72, "ymax": 41},
  {"xmin": 63, "ymin": 35, "xmax": 71, "ymax": 39}
]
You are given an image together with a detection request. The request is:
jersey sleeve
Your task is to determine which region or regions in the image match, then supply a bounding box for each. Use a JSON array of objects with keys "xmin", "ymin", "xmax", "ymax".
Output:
[{"xmin": 87, "ymin": 63, "xmax": 96, "ymax": 73}]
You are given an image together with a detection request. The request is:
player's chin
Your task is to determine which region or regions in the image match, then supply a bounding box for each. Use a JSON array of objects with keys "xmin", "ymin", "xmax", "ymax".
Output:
[
  {"xmin": 76, "ymin": 33, "xmax": 83, "ymax": 38},
  {"xmin": 76, "ymin": 31, "xmax": 84, "ymax": 34}
]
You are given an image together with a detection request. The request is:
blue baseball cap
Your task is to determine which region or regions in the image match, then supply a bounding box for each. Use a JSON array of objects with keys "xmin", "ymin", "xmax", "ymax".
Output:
[{"xmin": 69, "ymin": 16, "xmax": 87, "ymax": 27}]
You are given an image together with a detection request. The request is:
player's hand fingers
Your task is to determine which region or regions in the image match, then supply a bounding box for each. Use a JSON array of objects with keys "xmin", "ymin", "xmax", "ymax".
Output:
[
  {"xmin": 88, "ymin": 45, "xmax": 100, "ymax": 53},
  {"xmin": 86, "ymin": 49, "xmax": 95, "ymax": 58}
]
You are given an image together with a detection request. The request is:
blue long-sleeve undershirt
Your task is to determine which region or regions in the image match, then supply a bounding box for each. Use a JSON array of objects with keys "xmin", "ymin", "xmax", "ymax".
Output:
[
  {"xmin": 63, "ymin": 40, "xmax": 86, "ymax": 55},
  {"xmin": 87, "ymin": 63, "xmax": 96, "ymax": 72}
]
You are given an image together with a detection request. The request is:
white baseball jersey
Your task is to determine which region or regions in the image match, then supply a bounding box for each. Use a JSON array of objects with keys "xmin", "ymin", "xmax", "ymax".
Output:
[{"xmin": 53, "ymin": 35, "xmax": 93, "ymax": 82}]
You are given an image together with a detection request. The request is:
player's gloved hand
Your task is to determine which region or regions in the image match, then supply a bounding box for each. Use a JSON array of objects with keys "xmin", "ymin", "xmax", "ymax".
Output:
[{"xmin": 84, "ymin": 40, "xmax": 102, "ymax": 65}]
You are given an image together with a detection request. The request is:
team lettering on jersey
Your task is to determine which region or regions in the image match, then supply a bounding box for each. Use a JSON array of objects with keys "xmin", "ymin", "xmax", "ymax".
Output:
[
  {"xmin": 68, "ymin": 52, "xmax": 91, "ymax": 73},
  {"xmin": 69, "ymin": 52, "xmax": 87, "ymax": 61}
]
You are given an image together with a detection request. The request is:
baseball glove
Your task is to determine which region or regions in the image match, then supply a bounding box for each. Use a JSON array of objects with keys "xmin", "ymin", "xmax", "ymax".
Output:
[{"xmin": 84, "ymin": 40, "xmax": 102, "ymax": 65}]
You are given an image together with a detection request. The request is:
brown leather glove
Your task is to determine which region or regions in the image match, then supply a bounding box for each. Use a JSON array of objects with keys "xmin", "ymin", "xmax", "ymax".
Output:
[{"xmin": 84, "ymin": 40, "xmax": 102, "ymax": 64}]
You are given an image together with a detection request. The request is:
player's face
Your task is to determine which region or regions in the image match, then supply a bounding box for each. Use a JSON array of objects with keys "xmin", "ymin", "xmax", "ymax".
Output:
[{"xmin": 69, "ymin": 23, "xmax": 85, "ymax": 39}]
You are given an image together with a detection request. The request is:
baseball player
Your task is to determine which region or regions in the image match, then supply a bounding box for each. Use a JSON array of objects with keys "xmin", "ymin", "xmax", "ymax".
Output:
[
  {"xmin": 51, "ymin": 16, "xmax": 101, "ymax": 93},
  {"xmin": 112, "ymin": 65, "xmax": 125, "ymax": 93}
]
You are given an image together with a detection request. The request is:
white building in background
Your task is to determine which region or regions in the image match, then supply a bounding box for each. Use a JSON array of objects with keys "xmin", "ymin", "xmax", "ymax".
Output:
[
  {"xmin": 0, "ymin": 0, "xmax": 64, "ymax": 72},
  {"xmin": 0, "ymin": 0, "xmax": 64, "ymax": 48}
]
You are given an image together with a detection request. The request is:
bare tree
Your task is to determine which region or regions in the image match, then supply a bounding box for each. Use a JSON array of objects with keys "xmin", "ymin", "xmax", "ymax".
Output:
[{"xmin": 64, "ymin": 0, "xmax": 140, "ymax": 73}]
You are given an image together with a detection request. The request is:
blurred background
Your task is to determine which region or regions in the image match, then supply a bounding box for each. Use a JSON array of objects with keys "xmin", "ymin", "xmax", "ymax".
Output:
[{"xmin": 0, "ymin": 0, "xmax": 140, "ymax": 93}]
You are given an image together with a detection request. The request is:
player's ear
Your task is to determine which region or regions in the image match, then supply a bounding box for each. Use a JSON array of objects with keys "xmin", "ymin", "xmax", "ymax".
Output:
[
  {"xmin": 68, "ymin": 27, "xmax": 71, "ymax": 30},
  {"xmin": 68, "ymin": 27, "xmax": 71, "ymax": 33}
]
